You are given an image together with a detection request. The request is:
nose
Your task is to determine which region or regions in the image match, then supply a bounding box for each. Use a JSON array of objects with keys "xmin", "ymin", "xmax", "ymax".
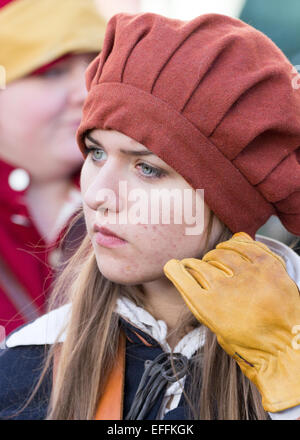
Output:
[{"xmin": 82, "ymin": 161, "xmax": 123, "ymax": 214}]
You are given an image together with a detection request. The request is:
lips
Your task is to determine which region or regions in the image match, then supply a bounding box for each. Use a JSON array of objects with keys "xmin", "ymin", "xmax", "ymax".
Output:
[
  {"xmin": 93, "ymin": 224, "xmax": 128, "ymax": 249},
  {"xmin": 93, "ymin": 224, "xmax": 126, "ymax": 241}
]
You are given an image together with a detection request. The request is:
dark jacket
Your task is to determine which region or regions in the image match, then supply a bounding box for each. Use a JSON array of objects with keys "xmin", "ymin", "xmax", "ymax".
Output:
[{"xmin": 0, "ymin": 316, "xmax": 194, "ymax": 420}]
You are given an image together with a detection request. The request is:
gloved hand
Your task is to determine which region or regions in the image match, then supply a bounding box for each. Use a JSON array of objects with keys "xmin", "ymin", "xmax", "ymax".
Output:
[{"xmin": 163, "ymin": 232, "xmax": 300, "ymax": 413}]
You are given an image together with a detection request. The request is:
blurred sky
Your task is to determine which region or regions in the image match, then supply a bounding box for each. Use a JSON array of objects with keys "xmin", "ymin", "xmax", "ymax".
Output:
[
  {"xmin": 141, "ymin": 0, "xmax": 246, "ymax": 19},
  {"xmin": 95, "ymin": 0, "xmax": 247, "ymax": 20}
]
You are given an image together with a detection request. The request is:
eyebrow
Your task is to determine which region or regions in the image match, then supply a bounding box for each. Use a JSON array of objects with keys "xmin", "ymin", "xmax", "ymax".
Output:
[{"xmin": 85, "ymin": 134, "xmax": 154, "ymax": 157}]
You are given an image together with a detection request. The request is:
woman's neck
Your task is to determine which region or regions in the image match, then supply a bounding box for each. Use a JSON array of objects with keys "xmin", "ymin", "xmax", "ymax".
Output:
[
  {"xmin": 141, "ymin": 277, "xmax": 192, "ymax": 349},
  {"xmin": 24, "ymin": 177, "xmax": 73, "ymax": 244}
]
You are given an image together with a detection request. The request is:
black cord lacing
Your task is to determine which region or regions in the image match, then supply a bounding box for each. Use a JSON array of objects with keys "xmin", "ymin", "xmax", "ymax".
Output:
[{"xmin": 125, "ymin": 352, "xmax": 189, "ymax": 420}]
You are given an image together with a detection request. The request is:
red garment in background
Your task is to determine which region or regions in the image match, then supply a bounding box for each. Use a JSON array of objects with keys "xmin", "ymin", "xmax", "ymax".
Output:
[
  {"xmin": 0, "ymin": 0, "xmax": 15, "ymax": 8},
  {"xmin": 0, "ymin": 159, "xmax": 82, "ymax": 336}
]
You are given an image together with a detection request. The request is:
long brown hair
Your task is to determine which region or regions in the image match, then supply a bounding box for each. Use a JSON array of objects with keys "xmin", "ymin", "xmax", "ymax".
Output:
[{"xmin": 25, "ymin": 208, "xmax": 268, "ymax": 420}]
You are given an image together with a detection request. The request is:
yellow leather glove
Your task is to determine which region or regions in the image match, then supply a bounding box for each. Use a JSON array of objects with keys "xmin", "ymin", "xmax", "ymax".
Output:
[{"xmin": 163, "ymin": 232, "xmax": 300, "ymax": 413}]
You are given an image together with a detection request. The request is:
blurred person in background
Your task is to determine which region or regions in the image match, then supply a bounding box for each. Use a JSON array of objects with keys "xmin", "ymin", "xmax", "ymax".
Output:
[
  {"xmin": 0, "ymin": 0, "xmax": 107, "ymax": 335},
  {"xmin": 240, "ymin": 0, "xmax": 300, "ymax": 254},
  {"xmin": 95, "ymin": 0, "xmax": 141, "ymax": 20}
]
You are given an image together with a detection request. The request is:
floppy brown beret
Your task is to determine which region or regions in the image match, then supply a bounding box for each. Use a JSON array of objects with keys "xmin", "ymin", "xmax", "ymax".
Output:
[{"xmin": 77, "ymin": 12, "xmax": 300, "ymax": 237}]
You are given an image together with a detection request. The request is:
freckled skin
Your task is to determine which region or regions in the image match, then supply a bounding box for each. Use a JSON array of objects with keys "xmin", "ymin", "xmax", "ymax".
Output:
[{"xmin": 81, "ymin": 129, "xmax": 217, "ymax": 286}]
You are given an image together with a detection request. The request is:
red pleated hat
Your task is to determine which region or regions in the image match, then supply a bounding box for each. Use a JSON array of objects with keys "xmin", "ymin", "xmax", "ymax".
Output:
[{"xmin": 77, "ymin": 13, "xmax": 300, "ymax": 237}]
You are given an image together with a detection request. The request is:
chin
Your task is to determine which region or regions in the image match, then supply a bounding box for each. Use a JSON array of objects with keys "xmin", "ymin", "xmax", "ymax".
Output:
[
  {"xmin": 97, "ymin": 267, "xmax": 141, "ymax": 285},
  {"xmin": 97, "ymin": 262, "xmax": 163, "ymax": 286},
  {"xmin": 102, "ymin": 274, "xmax": 141, "ymax": 286}
]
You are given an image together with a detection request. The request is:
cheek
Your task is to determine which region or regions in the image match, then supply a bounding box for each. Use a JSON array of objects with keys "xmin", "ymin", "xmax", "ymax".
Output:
[
  {"xmin": 134, "ymin": 223, "xmax": 204, "ymax": 261},
  {"xmin": 21, "ymin": 88, "xmax": 66, "ymax": 130},
  {"xmin": 94, "ymin": 222, "xmax": 205, "ymax": 285},
  {"xmin": 1, "ymin": 83, "xmax": 66, "ymax": 142}
]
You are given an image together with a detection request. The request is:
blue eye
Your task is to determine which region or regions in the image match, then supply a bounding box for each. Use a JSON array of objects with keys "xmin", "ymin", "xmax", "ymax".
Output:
[
  {"xmin": 137, "ymin": 163, "xmax": 163, "ymax": 179},
  {"xmin": 85, "ymin": 147, "xmax": 106, "ymax": 162},
  {"xmin": 84, "ymin": 146, "xmax": 165, "ymax": 180},
  {"xmin": 92, "ymin": 148, "xmax": 106, "ymax": 161}
]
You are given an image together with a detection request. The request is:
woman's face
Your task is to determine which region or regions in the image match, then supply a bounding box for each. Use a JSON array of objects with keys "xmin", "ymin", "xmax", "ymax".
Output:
[
  {"xmin": 81, "ymin": 129, "xmax": 222, "ymax": 285},
  {"xmin": 0, "ymin": 53, "xmax": 95, "ymax": 181}
]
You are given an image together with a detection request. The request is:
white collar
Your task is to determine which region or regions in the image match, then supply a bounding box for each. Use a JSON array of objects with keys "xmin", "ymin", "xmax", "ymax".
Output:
[
  {"xmin": 5, "ymin": 297, "xmax": 205, "ymax": 358},
  {"xmin": 115, "ymin": 296, "xmax": 205, "ymax": 357}
]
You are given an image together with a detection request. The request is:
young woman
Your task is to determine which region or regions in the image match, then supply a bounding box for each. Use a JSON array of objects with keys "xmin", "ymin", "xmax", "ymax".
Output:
[
  {"xmin": 0, "ymin": 0, "xmax": 106, "ymax": 334},
  {"xmin": 0, "ymin": 12, "xmax": 300, "ymax": 420}
]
